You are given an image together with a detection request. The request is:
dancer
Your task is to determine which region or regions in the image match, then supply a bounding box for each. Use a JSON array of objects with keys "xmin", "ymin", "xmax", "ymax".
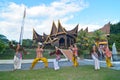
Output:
[
  {"xmin": 90, "ymin": 44, "xmax": 100, "ymax": 70},
  {"xmin": 103, "ymin": 45, "xmax": 113, "ymax": 68},
  {"xmin": 10, "ymin": 43, "xmax": 27, "ymax": 71},
  {"xmin": 71, "ymin": 44, "xmax": 79, "ymax": 67},
  {"xmin": 30, "ymin": 43, "xmax": 48, "ymax": 69},
  {"xmin": 98, "ymin": 45, "xmax": 104, "ymax": 60},
  {"xmin": 50, "ymin": 46, "xmax": 62, "ymax": 70}
]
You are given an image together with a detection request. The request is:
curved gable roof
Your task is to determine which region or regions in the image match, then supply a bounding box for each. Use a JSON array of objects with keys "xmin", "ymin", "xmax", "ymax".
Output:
[
  {"xmin": 67, "ymin": 24, "xmax": 79, "ymax": 34},
  {"xmin": 99, "ymin": 22, "xmax": 110, "ymax": 34},
  {"xmin": 33, "ymin": 28, "xmax": 43, "ymax": 42},
  {"xmin": 57, "ymin": 20, "xmax": 66, "ymax": 34},
  {"xmin": 50, "ymin": 21, "xmax": 57, "ymax": 36}
]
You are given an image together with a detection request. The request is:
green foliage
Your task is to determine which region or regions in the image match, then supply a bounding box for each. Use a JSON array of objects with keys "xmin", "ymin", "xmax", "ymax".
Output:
[
  {"xmin": 44, "ymin": 44, "xmax": 55, "ymax": 49},
  {"xmin": 110, "ymin": 22, "xmax": 120, "ymax": 34},
  {"xmin": 10, "ymin": 40, "xmax": 18, "ymax": 45},
  {"xmin": 108, "ymin": 34, "xmax": 120, "ymax": 51},
  {"xmin": 0, "ymin": 48, "xmax": 14, "ymax": 59},
  {"xmin": 108, "ymin": 22, "xmax": 120, "ymax": 50},
  {"xmin": 22, "ymin": 39, "xmax": 33, "ymax": 48},
  {"xmin": 0, "ymin": 49, "xmax": 60, "ymax": 59},
  {"xmin": 77, "ymin": 30, "xmax": 108, "ymax": 55},
  {"xmin": 77, "ymin": 30, "xmax": 94, "ymax": 54},
  {"xmin": 0, "ymin": 34, "xmax": 9, "ymax": 43},
  {"xmin": 0, "ymin": 34, "xmax": 9, "ymax": 54},
  {"xmin": 0, "ymin": 40, "xmax": 6, "ymax": 54},
  {"xmin": 92, "ymin": 30, "xmax": 107, "ymax": 41}
]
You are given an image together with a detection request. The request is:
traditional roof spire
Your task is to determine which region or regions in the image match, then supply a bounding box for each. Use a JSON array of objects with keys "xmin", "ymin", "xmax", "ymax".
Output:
[
  {"xmin": 33, "ymin": 28, "xmax": 38, "ymax": 40},
  {"xmin": 73, "ymin": 24, "xmax": 79, "ymax": 33},
  {"xmin": 57, "ymin": 20, "xmax": 66, "ymax": 34},
  {"xmin": 84, "ymin": 27, "xmax": 88, "ymax": 32},
  {"xmin": 33, "ymin": 28, "xmax": 44, "ymax": 42},
  {"xmin": 50, "ymin": 21, "xmax": 57, "ymax": 36},
  {"xmin": 100, "ymin": 22, "xmax": 110, "ymax": 34},
  {"xmin": 67, "ymin": 24, "xmax": 79, "ymax": 35}
]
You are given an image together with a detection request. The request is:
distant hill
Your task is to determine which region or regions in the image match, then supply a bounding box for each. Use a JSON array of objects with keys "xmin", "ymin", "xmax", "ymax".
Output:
[{"xmin": 110, "ymin": 22, "xmax": 120, "ymax": 34}]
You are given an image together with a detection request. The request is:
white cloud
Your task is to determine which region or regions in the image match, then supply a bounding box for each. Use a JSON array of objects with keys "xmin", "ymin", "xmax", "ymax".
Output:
[
  {"xmin": 79, "ymin": 24, "xmax": 102, "ymax": 32},
  {"xmin": 103, "ymin": 18, "xmax": 119, "ymax": 24},
  {"xmin": 62, "ymin": 23, "xmax": 102, "ymax": 32},
  {"xmin": 0, "ymin": 0, "xmax": 88, "ymax": 41},
  {"xmin": 111, "ymin": 20, "xmax": 120, "ymax": 24}
]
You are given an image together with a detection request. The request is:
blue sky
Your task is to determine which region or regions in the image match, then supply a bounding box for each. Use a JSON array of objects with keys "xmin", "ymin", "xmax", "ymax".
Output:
[{"xmin": 0, "ymin": 0, "xmax": 120, "ymax": 41}]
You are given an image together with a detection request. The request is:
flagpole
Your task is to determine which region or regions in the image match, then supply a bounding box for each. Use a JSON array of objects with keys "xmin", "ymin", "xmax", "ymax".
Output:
[{"xmin": 19, "ymin": 8, "xmax": 26, "ymax": 45}]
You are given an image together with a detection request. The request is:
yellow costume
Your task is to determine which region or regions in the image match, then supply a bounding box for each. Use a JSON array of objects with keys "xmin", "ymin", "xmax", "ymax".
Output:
[
  {"xmin": 70, "ymin": 44, "xmax": 79, "ymax": 67},
  {"xmin": 104, "ymin": 46, "xmax": 113, "ymax": 68},
  {"xmin": 105, "ymin": 57, "xmax": 112, "ymax": 67},
  {"xmin": 30, "ymin": 57, "xmax": 48, "ymax": 69},
  {"xmin": 30, "ymin": 44, "xmax": 48, "ymax": 69},
  {"xmin": 72, "ymin": 55, "xmax": 79, "ymax": 67}
]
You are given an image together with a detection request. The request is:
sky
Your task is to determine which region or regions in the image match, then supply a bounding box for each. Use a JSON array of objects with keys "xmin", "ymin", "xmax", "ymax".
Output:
[{"xmin": 0, "ymin": 0, "xmax": 120, "ymax": 41}]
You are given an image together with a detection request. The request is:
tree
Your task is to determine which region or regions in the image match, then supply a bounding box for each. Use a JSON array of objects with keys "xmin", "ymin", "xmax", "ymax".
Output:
[
  {"xmin": 109, "ymin": 21, "xmax": 120, "ymax": 51},
  {"xmin": 77, "ymin": 30, "xmax": 94, "ymax": 54},
  {"xmin": 22, "ymin": 39, "xmax": 33, "ymax": 48},
  {"xmin": 0, "ymin": 34, "xmax": 9, "ymax": 54},
  {"xmin": 0, "ymin": 34, "xmax": 9, "ymax": 43},
  {"xmin": 110, "ymin": 22, "xmax": 120, "ymax": 34},
  {"xmin": 0, "ymin": 40, "xmax": 6, "ymax": 53},
  {"xmin": 108, "ymin": 34, "xmax": 120, "ymax": 51},
  {"xmin": 92, "ymin": 30, "xmax": 107, "ymax": 47}
]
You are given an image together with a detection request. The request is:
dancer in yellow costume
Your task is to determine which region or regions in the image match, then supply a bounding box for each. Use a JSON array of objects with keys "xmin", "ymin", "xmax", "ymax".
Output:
[
  {"xmin": 103, "ymin": 45, "xmax": 113, "ymax": 68},
  {"xmin": 70, "ymin": 44, "xmax": 79, "ymax": 67},
  {"xmin": 30, "ymin": 43, "xmax": 48, "ymax": 69}
]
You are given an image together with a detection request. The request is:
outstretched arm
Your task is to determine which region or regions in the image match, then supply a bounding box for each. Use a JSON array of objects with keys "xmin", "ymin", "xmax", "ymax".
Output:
[{"xmin": 49, "ymin": 51, "xmax": 56, "ymax": 56}]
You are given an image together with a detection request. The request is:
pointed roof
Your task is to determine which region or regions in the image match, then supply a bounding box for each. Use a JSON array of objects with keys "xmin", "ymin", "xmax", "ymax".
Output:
[
  {"xmin": 67, "ymin": 24, "xmax": 78, "ymax": 34},
  {"xmin": 99, "ymin": 22, "xmax": 110, "ymax": 34},
  {"xmin": 84, "ymin": 27, "xmax": 88, "ymax": 32},
  {"xmin": 57, "ymin": 20, "xmax": 66, "ymax": 34},
  {"xmin": 32, "ymin": 20, "xmax": 78, "ymax": 47},
  {"xmin": 50, "ymin": 21, "xmax": 57, "ymax": 36},
  {"xmin": 72, "ymin": 24, "xmax": 78, "ymax": 33},
  {"xmin": 33, "ymin": 28, "xmax": 43, "ymax": 42},
  {"xmin": 88, "ymin": 22, "xmax": 110, "ymax": 35}
]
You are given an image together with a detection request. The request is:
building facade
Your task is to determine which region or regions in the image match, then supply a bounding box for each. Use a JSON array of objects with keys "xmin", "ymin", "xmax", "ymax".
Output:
[{"xmin": 33, "ymin": 20, "xmax": 78, "ymax": 48}]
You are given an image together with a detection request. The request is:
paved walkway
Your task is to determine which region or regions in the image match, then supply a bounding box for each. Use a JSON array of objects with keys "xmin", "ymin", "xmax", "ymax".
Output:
[{"xmin": 0, "ymin": 59, "xmax": 120, "ymax": 71}]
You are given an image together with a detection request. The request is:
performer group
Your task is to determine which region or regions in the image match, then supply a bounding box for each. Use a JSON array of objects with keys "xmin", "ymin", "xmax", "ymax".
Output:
[{"xmin": 9, "ymin": 42, "xmax": 113, "ymax": 71}]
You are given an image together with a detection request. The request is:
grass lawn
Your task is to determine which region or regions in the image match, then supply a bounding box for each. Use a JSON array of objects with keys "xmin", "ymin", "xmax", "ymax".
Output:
[{"xmin": 0, "ymin": 66, "xmax": 120, "ymax": 80}]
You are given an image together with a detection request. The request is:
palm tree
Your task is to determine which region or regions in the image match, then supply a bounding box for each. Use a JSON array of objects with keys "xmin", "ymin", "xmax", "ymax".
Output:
[
  {"xmin": 92, "ymin": 30, "xmax": 107, "ymax": 47},
  {"xmin": 77, "ymin": 30, "xmax": 94, "ymax": 54}
]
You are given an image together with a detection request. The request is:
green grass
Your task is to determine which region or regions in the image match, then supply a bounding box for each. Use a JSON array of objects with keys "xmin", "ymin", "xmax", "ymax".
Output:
[{"xmin": 0, "ymin": 66, "xmax": 120, "ymax": 80}]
